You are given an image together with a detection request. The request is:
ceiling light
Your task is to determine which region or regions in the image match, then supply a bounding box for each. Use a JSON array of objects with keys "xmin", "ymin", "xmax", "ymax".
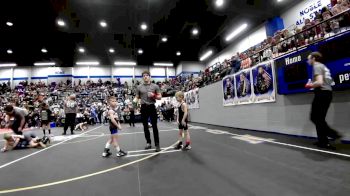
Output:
[
  {"xmin": 199, "ymin": 50, "xmax": 213, "ymax": 61},
  {"xmin": 140, "ymin": 23, "xmax": 148, "ymax": 31},
  {"xmin": 100, "ymin": 20, "xmax": 107, "ymax": 27},
  {"xmin": 6, "ymin": 22, "xmax": 13, "ymax": 26},
  {"xmin": 153, "ymin": 62, "xmax": 174, "ymax": 67},
  {"xmin": 109, "ymin": 48, "xmax": 115, "ymax": 53},
  {"xmin": 0, "ymin": 63, "xmax": 17, "ymax": 67},
  {"xmin": 114, "ymin": 61, "xmax": 136, "ymax": 66},
  {"xmin": 138, "ymin": 49, "xmax": 143, "ymax": 54},
  {"xmin": 192, "ymin": 28, "xmax": 199, "ymax": 35},
  {"xmin": 57, "ymin": 19, "xmax": 65, "ymax": 27},
  {"xmin": 215, "ymin": 0, "xmax": 224, "ymax": 7},
  {"xmin": 79, "ymin": 48, "xmax": 85, "ymax": 53},
  {"xmin": 176, "ymin": 51, "xmax": 181, "ymax": 56},
  {"xmin": 225, "ymin": 23, "xmax": 248, "ymax": 42},
  {"xmin": 34, "ymin": 62, "xmax": 56, "ymax": 66},
  {"xmin": 161, "ymin": 37, "xmax": 168, "ymax": 42},
  {"xmin": 7, "ymin": 49, "xmax": 13, "ymax": 54},
  {"xmin": 76, "ymin": 61, "xmax": 100, "ymax": 65},
  {"xmin": 41, "ymin": 48, "xmax": 48, "ymax": 53}
]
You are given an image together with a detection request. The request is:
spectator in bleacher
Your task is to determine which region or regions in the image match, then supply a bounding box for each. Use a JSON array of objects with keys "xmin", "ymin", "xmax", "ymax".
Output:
[{"xmin": 322, "ymin": 7, "xmax": 339, "ymax": 35}]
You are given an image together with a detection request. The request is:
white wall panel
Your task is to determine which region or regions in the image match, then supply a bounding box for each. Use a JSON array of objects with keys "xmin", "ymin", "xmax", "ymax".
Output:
[
  {"xmin": 281, "ymin": 0, "xmax": 331, "ymax": 29},
  {"xmin": 32, "ymin": 67, "xmax": 49, "ymax": 77},
  {"xmin": 13, "ymin": 67, "xmax": 30, "ymax": 78},
  {"xmin": 181, "ymin": 62, "xmax": 205, "ymax": 73},
  {"xmin": 150, "ymin": 67, "xmax": 166, "ymax": 76},
  {"xmin": 134, "ymin": 66, "xmax": 149, "ymax": 77},
  {"xmin": 73, "ymin": 67, "xmax": 89, "ymax": 77},
  {"xmin": 167, "ymin": 67, "xmax": 176, "ymax": 77},
  {"xmin": 113, "ymin": 67, "xmax": 134, "ymax": 76},
  {"xmin": 207, "ymin": 25, "xmax": 267, "ymax": 67},
  {"xmin": 0, "ymin": 68, "xmax": 12, "ymax": 80},
  {"xmin": 176, "ymin": 64, "xmax": 183, "ymax": 76},
  {"xmin": 89, "ymin": 66, "xmax": 110, "ymax": 76}
]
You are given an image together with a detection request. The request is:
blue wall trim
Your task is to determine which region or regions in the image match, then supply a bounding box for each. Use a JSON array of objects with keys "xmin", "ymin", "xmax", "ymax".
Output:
[
  {"xmin": 134, "ymin": 75, "xmax": 167, "ymax": 78},
  {"xmin": 114, "ymin": 75, "xmax": 133, "ymax": 78},
  {"xmin": 31, "ymin": 77, "xmax": 48, "ymax": 80},
  {"xmin": 13, "ymin": 77, "xmax": 28, "ymax": 81},
  {"xmin": 48, "ymin": 74, "xmax": 73, "ymax": 78},
  {"xmin": 90, "ymin": 76, "xmax": 112, "ymax": 78},
  {"xmin": 1, "ymin": 75, "xmax": 174, "ymax": 81}
]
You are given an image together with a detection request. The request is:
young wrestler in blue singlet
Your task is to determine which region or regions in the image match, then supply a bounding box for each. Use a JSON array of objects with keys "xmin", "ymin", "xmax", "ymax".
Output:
[{"xmin": 102, "ymin": 96, "xmax": 127, "ymax": 157}]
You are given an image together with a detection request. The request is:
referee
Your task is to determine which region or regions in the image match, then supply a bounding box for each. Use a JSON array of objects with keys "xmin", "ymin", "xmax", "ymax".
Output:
[
  {"xmin": 62, "ymin": 94, "xmax": 78, "ymax": 135},
  {"xmin": 306, "ymin": 52, "xmax": 342, "ymax": 149},
  {"xmin": 134, "ymin": 71, "xmax": 162, "ymax": 152}
]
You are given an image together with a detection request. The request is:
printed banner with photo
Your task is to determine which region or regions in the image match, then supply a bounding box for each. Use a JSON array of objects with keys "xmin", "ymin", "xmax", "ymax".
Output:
[
  {"xmin": 157, "ymin": 97, "xmax": 177, "ymax": 107},
  {"xmin": 251, "ymin": 61, "xmax": 276, "ymax": 103},
  {"xmin": 235, "ymin": 69, "xmax": 254, "ymax": 105},
  {"xmin": 222, "ymin": 60, "xmax": 276, "ymax": 106},
  {"xmin": 222, "ymin": 75, "xmax": 236, "ymax": 106},
  {"xmin": 185, "ymin": 88, "xmax": 200, "ymax": 109}
]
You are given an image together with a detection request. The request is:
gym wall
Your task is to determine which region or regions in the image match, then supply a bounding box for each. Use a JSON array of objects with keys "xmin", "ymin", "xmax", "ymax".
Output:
[
  {"xmin": 189, "ymin": 81, "xmax": 350, "ymax": 140},
  {"xmin": 176, "ymin": 62, "xmax": 205, "ymax": 77}
]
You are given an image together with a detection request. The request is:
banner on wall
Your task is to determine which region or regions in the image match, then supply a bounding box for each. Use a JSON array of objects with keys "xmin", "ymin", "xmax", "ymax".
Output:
[
  {"xmin": 157, "ymin": 97, "xmax": 177, "ymax": 107},
  {"xmin": 235, "ymin": 69, "xmax": 254, "ymax": 105},
  {"xmin": 276, "ymin": 31, "xmax": 350, "ymax": 94},
  {"xmin": 222, "ymin": 74, "xmax": 236, "ymax": 106},
  {"xmin": 282, "ymin": 0, "xmax": 331, "ymax": 28},
  {"xmin": 185, "ymin": 88, "xmax": 200, "ymax": 109},
  {"xmin": 222, "ymin": 60, "xmax": 276, "ymax": 106},
  {"xmin": 251, "ymin": 61, "xmax": 276, "ymax": 103}
]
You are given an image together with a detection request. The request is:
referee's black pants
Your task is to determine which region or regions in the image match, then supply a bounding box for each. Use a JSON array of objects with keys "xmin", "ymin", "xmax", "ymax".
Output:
[
  {"xmin": 64, "ymin": 113, "xmax": 76, "ymax": 134},
  {"xmin": 141, "ymin": 104, "xmax": 159, "ymax": 146},
  {"xmin": 310, "ymin": 90, "xmax": 338, "ymax": 144}
]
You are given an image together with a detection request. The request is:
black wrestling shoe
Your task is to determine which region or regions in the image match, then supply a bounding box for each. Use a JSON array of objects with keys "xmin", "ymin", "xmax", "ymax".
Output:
[
  {"xmin": 182, "ymin": 143, "xmax": 192, "ymax": 151},
  {"xmin": 116, "ymin": 150, "xmax": 127, "ymax": 157},
  {"xmin": 313, "ymin": 142, "xmax": 336, "ymax": 150},
  {"xmin": 145, "ymin": 143, "xmax": 152, "ymax": 150},
  {"xmin": 155, "ymin": 145, "xmax": 161, "ymax": 152},
  {"xmin": 102, "ymin": 149, "xmax": 112, "ymax": 157},
  {"xmin": 174, "ymin": 141, "xmax": 183, "ymax": 150}
]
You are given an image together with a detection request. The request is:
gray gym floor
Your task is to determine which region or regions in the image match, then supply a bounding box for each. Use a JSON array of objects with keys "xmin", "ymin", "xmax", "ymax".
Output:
[{"xmin": 0, "ymin": 122, "xmax": 349, "ymax": 196}]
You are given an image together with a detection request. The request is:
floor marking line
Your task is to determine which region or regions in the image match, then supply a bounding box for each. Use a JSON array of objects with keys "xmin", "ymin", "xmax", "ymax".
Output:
[
  {"xmin": 73, "ymin": 134, "xmax": 105, "ymax": 137},
  {"xmin": 0, "ymin": 126, "xmax": 103, "ymax": 170},
  {"xmin": 56, "ymin": 129, "xmax": 179, "ymax": 146},
  {"xmin": 62, "ymin": 136, "xmax": 105, "ymax": 145},
  {"xmin": 128, "ymin": 148, "xmax": 168, "ymax": 154},
  {"xmin": 0, "ymin": 142, "xmax": 178, "ymax": 194},
  {"xmin": 266, "ymin": 140, "xmax": 350, "ymax": 158},
  {"xmin": 126, "ymin": 149, "xmax": 181, "ymax": 158},
  {"xmin": 227, "ymin": 132, "xmax": 350, "ymax": 158},
  {"xmin": 201, "ymin": 128, "xmax": 350, "ymax": 158},
  {"xmin": 119, "ymin": 129, "xmax": 178, "ymax": 136}
]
